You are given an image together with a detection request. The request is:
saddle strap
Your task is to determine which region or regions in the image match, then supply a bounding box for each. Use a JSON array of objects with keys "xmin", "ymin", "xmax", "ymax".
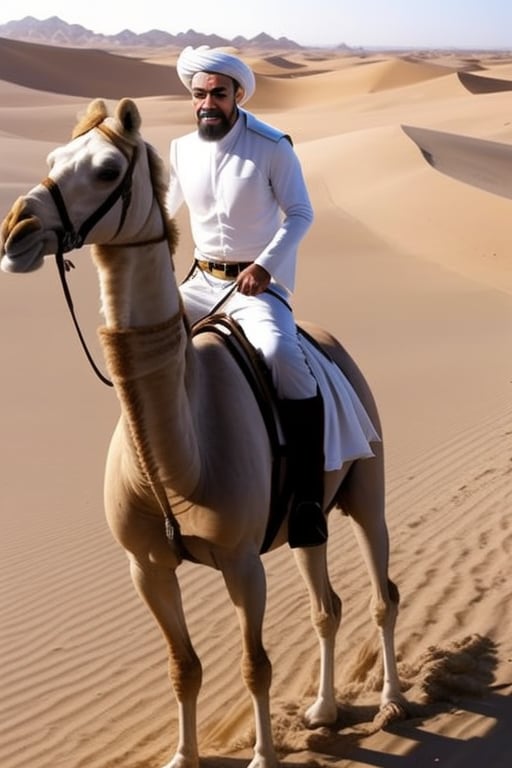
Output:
[{"xmin": 192, "ymin": 313, "xmax": 289, "ymax": 552}]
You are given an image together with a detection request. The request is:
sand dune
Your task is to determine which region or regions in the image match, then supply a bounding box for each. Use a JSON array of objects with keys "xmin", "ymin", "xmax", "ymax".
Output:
[
  {"xmin": 458, "ymin": 69, "xmax": 512, "ymax": 93},
  {"xmin": 402, "ymin": 125, "xmax": 512, "ymax": 198},
  {"xmin": 0, "ymin": 37, "xmax": 182, "ymax": 98},
  {"xmin": 1, "ymin": 37, "xmax": 512, "ymax": 768}
]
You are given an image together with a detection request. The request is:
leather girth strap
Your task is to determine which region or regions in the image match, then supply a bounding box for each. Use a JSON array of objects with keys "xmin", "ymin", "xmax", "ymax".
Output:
[{"xmin": 191, "ymin": 313, "xmax": 290, "ymax": 553}]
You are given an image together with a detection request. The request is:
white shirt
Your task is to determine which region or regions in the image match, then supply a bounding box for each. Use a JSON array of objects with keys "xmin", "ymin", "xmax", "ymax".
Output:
[{"xmin": 165, "ymin": 109, "xmax": 314, "ymax": 292}]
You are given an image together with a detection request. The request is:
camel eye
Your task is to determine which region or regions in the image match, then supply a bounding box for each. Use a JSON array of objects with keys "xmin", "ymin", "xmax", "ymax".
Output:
[{"xmin": 97, "ymin": 165, "xmax": 121, "ymax": 183}]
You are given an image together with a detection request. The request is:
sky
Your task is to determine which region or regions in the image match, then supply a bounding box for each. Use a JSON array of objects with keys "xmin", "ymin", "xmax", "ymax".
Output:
[{"xmin": 0, "ymin": 0, "xmax": 511, "ymax": 50}]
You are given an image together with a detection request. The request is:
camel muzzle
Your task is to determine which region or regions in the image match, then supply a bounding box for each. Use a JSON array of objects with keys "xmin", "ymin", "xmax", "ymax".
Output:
[{"xmin": 1, "ymin": 197, "xmax": 43, "ymax": 254}]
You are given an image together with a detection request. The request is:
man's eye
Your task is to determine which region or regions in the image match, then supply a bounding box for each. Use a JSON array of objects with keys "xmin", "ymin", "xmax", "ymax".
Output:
[{"xmin": 193, "ymin": 91, "xmax": 226, "ymax": 99}]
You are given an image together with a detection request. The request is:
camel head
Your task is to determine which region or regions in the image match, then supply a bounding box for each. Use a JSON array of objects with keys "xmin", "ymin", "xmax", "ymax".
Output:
[{"xmin": 0, "ymin": 98, "xmax": 161, "ymax": 274}]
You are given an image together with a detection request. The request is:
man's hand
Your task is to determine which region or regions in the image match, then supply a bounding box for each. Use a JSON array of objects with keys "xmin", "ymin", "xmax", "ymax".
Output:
[{"xmin": 236, "ymin": 263, "xmax": 271, "ymax": 295}]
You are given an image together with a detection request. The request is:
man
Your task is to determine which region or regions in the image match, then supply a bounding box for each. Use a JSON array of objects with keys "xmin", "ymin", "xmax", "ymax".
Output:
[{"xmin": 166, "ymin": 45, "xmax": 326, "ymax": 548}]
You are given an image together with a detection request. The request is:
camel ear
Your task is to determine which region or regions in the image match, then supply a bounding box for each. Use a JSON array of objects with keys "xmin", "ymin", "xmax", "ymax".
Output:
[
  {"xmin": 116, "ymin": 98, "xmax": 141, "ymax": 135},
  {"xmin": 72, "ymin": 99, "xmax": 108, "ymax": 138},
  {"xmin": 87, "ymin": 99, "xmax": 108, "ymax": 119}
]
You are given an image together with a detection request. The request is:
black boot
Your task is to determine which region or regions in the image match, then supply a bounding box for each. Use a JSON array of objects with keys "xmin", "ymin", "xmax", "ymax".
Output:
[{"xmin": 279, "ymin": 394, "xmax": 328, "ymax": 548}]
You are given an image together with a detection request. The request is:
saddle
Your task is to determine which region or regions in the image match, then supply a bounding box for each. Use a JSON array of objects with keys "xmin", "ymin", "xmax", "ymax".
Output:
[{"xmin": 192, "ymin": 313, "xmax": 327, "ymax": 553}]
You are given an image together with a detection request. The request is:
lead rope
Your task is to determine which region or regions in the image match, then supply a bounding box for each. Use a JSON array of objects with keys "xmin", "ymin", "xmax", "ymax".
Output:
[{"xmin": 55, "ymin": 240, "xmax": 113, "ymax": 387}]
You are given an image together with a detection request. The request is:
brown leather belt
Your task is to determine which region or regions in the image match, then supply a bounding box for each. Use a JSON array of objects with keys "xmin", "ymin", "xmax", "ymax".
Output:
[{"xmin": 196, "ymin": 259, "xmax": 252, "ymax": 280}]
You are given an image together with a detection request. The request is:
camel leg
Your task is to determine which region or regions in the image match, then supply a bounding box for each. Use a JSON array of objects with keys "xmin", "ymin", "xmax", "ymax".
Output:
[
  {"xmin": 341, "ymin": 453, "xmax": 406, "ymax": 720},
  {"xmin": 293, "ymin": 544, "xmax": 341, "ymax": 726},
  {"xmin": 129, "ymin": 556, "xmax": 202, "ymax": 768},
  {"xmin": 221, "ymin": 552, "xmax": 278, "ymax": 768}
]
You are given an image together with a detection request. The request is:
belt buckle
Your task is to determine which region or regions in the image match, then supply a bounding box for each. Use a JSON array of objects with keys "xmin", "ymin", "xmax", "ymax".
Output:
[
  {"xmin": 199, "ymin": 259, "xmax": 239, "ymax": 280},
  {"xmin": 213, "ymin": 263, "xmax": 226, "ymax": 277}
]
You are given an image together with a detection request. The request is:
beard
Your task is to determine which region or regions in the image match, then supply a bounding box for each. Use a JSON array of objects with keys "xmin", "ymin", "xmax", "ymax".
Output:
[{"xmin": 197, "ymin": 108, "xmax": 235, "ymax": 141}]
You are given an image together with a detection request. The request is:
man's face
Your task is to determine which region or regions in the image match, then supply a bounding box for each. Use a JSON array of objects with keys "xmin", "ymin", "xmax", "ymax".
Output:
[{"xmin": 191, "ymin": 72, "xmax": 240, "ymax": 141}]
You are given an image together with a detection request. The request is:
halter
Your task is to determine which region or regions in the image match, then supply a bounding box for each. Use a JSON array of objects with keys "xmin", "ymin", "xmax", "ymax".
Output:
[{"xmin": 42, "ymin": 122, "xmax": 167, "ymax": 387}]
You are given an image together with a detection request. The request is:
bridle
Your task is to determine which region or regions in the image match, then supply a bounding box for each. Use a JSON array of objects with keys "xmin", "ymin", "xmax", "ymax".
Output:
[
  {"xmin": 42, "ymin": 122, "xmax": 167, "ymax": 387},
  {"xmin": 42, "ymin": 124, "xmax": 140, "ymax": 255}
]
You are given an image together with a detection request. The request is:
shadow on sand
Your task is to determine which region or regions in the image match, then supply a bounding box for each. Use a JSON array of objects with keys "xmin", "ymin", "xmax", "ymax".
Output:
[{"xmin": 165, "ymin": 635, "xmax": 511, "ymax": 767}]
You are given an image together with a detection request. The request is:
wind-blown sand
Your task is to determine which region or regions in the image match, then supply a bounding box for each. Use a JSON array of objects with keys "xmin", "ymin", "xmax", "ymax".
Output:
[{"xmin": 1, "ymin": 39, "xmax": 512, "ymax": 768}]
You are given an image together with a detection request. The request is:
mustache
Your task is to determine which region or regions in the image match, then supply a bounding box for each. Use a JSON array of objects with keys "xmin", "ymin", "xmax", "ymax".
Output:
[{"xmin": 198, "ymin": 109, "xmax": 224, "ymax": 119}]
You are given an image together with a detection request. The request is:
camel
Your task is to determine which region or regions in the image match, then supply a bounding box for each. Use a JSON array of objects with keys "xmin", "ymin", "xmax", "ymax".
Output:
[{"xmin": 0, "ymin": 98, "xmax": 405, "ymax": 768}]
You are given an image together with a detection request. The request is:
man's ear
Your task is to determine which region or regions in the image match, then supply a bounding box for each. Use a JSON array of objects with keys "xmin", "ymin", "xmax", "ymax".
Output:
[{"xmin": 235, "ymin": 87, "xmax": 244, "ymax": 104}]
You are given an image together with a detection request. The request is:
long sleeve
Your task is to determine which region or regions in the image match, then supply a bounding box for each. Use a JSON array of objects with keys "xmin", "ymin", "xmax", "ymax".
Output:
[
  {"xmin": 254, "ymin": 136, "xmax": 314, "ymax": 289},
  {"xmin": 165, "ymin": 140, "xmax": 185, "ymax": 218}
]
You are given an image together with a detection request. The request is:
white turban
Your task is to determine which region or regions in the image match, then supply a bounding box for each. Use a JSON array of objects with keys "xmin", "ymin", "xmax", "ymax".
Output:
[{"xmin": 176, "ymin": 45, "xmax": 256, "ymax": 104}]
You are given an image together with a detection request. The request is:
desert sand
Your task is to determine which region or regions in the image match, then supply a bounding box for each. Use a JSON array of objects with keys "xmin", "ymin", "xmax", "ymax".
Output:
[{"xmin": 1, "ymin": 37, "xmax": 512, "ymax": 768}]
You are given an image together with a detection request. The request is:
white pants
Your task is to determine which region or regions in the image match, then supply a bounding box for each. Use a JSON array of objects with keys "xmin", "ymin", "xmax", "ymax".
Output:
[{"xmin": 180, "ymin": 266, "xmax": 317, "ymax": 399}]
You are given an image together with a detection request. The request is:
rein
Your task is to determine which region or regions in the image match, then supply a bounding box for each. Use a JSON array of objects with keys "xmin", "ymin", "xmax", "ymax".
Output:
[{"xmin": 55, "ymin": 247, "xmax": 113, "ymax": 387}]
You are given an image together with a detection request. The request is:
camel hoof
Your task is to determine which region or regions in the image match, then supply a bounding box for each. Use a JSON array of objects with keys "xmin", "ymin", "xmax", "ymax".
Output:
[
  {"xmin": 305, "ymin": 697, "xmax": 338, "ymax": 728},
  {"xmin": 161, "ymin": 756, "xmax": 199, "ymax": 768},
  {"xmin": 373, "ymin": 700, "xmax": 408, "ymax": 729}
]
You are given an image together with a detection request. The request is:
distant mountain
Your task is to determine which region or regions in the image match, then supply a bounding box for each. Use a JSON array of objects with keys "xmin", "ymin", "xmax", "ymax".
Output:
[{"xmin": 0, "ymin": 16, "xmax": 305, "ymax": 51}]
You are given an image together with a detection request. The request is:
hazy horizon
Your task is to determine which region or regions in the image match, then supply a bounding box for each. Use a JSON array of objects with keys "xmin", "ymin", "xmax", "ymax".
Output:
[{"xmin": 0, "ymin": 0, "xmax": 511, "ymax": 50}]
